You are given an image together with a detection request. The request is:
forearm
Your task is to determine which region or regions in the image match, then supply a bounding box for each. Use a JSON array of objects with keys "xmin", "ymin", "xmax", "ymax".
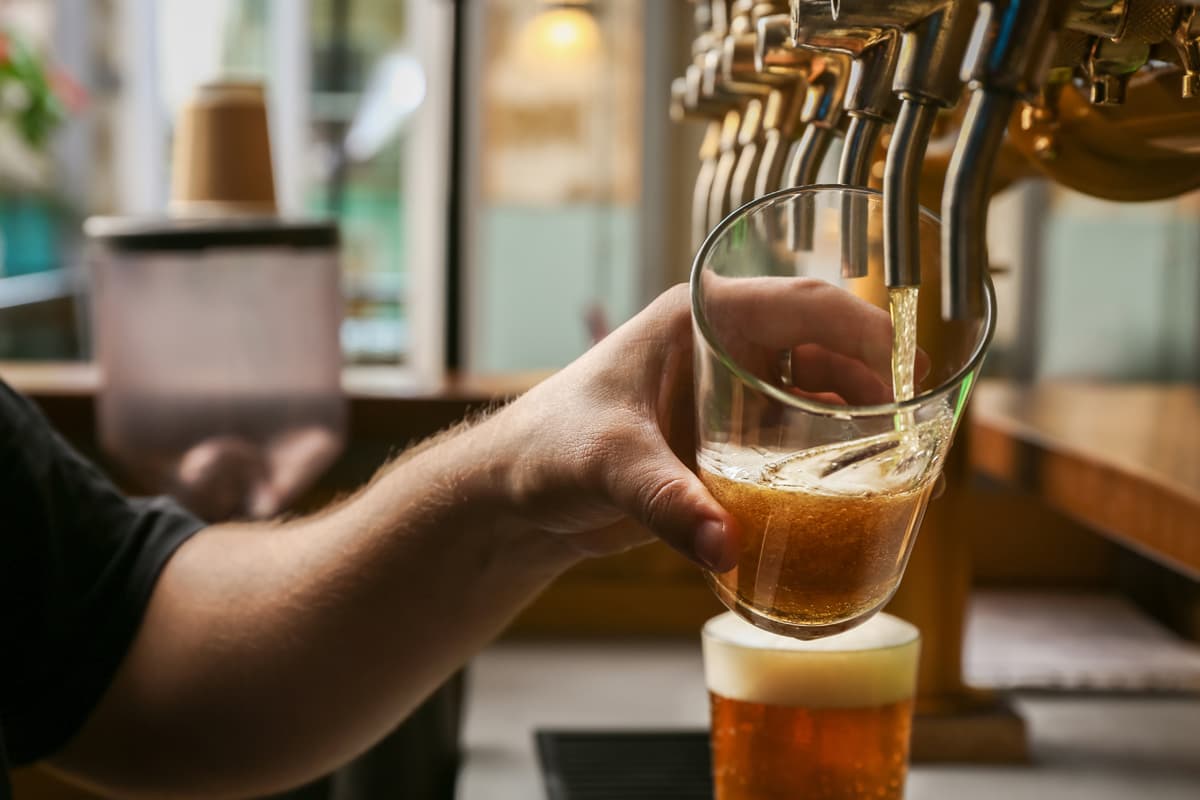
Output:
[
  {"xmin": 56, "ymin": 412, "xmax": 579, "ymax": 798},
  {"xmin": 50, "ymin": 285, "xmax": 747, "ymax": 798}
]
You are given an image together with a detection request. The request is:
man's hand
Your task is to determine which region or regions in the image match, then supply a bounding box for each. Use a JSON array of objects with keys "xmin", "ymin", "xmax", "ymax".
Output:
[
  {"xmin": 487, "ymin": 284, "xmax": 734, "ymax": 569},
  {"xmin": 484, "ymin": 278, "xmax": 905, "ymax": 571}
]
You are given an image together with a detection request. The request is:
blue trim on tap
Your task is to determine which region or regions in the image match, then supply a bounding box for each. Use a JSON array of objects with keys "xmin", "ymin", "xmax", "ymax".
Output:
[
  {"xmin": 986, "ymin": 2, "xmax": 1022, "ymax": 72},
  {"xmin": 817, "ymin": 88, "xmax": 835, "ymax": 118}
]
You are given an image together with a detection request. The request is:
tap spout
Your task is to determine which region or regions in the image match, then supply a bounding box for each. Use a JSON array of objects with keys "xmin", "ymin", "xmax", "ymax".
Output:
[
  {"xmin": 784, "ymin": 123, "xmax": 835, "ymax": 189},
  {"xmin": 783, "ymin": 124, "xmax": 835, "ymax": 250},
  {"xmin": 839, "ymin": 115, "xmax": 886, "ymax": 277},
  {"xmin": 941, "ymin": 90, "xmax": 1013, "ymax": 318},
  {"xmin": 781, "ymin": 66, "xmax": 844, "ymax": 250},
  {"xmin": 838, "ymin": 34, "xmax": 901, "ymax": 277},
  {"xmin": 940, "ymin": 0, "xmax": 1065, "ymax": 317},
  {"xmin": 883, "ymin": 98, "xmax": 938, "ymax": 288},
  {"xmin": 839, "ymin": 115, "xmax": 886, "ymax": 187}
]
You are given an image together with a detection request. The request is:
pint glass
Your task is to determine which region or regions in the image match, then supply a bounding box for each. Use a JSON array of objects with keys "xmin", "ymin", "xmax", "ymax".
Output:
[
  {"xmin": 691, "ymin": 186, "xmax": 994, "ymax": 638},
  {"xmin": 703, "ymin": 611, "xmax": 921, "ymax": 800}
]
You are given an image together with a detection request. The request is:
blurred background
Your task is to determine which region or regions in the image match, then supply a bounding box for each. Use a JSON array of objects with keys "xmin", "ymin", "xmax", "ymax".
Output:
[
  {"xmin": 0, "ymin": 1, "xmax": 1195, "ymax": 378},
  {"xmin": 0, "ymin": 0, "xmax": 659, "ymax": 375}
]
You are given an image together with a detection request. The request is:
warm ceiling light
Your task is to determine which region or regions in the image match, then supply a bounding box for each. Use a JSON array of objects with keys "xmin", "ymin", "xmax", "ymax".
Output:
[{"xmin": 517, "ymin": 4, "xmax": 601, "ymax": 69}]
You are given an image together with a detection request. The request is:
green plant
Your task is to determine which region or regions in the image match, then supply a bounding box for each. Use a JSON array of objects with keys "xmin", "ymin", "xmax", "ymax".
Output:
[{"xmin": 0, "ymin": 30, "xmax": 73, "ymax": 150}]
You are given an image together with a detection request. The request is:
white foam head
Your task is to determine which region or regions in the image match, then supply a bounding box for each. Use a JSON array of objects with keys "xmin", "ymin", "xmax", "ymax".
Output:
[{"xmin": 702, "ymin": 612, "xmax": 920, "ymax": 709}]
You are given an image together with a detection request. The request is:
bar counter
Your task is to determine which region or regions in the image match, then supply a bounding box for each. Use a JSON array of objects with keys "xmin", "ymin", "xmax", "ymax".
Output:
[
  {"xmin": 458, "ymin": 639, "xmax": 1200, "ymax": 800},
  {"xmin": 969, "ymin": 381, "xmax": 1200, "ymax": 579}
]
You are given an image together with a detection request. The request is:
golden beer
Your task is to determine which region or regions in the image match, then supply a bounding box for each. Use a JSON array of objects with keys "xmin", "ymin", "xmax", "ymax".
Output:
[
  {"xmin": 699, "ymin": 415, "xmax": 946, "ymax": 638},
  {"xmin": 702, "ymin": 612, "xmax": 920, "ymax": 800},
  {"xmin": 702, "ymin": 465, "xmax": 932, "ymax": 635}
]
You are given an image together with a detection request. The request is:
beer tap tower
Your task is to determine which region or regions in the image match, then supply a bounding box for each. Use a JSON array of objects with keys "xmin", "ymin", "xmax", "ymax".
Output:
[{"xmin": 675, "ymin": 0, "xmax": 1200, "ymax": 761}]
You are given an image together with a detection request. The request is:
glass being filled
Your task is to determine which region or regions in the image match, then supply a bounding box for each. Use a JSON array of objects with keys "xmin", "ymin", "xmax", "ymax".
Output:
[{"xmin": 690, "ymin": 186, "xmax": 994, "ymax": 639}]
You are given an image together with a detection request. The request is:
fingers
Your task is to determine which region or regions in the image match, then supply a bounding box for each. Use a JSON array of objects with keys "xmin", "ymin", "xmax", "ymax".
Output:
[
  {"xmin": 704, "ymin": 276, "xmax": 895, "ymax": 378},
  {"xmin": 788, "ymin": 344, "xmax": 893, "ymax": 405},
  {"xmin": 599, "ymin": 426, "xmax": 738, "ymax": 572},
  {"xmin": 702, "ymin": 276, "xmax": 942, "ymax": 399}
]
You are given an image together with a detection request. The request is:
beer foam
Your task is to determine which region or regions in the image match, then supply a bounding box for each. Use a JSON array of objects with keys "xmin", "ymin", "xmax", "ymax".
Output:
[
  {"xmin": 702, "ymin": 612, "xmax": 919, "ymax": 709},
  {"xmin": 698, "ymin": 415, "xmax": 950, "ymax": 498}
]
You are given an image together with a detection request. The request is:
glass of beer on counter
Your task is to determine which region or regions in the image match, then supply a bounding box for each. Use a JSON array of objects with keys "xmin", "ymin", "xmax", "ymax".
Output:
[
  {"xmin": 703, "ymin": 610, "xmax": 921, "ymax": 800},
  {"xmin": 691, "ymin": 186, "xmax": 994, "ymax": 638}
]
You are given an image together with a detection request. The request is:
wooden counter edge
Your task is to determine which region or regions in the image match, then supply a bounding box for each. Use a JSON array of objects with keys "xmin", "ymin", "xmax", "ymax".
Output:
[
  {"xmin": 0, "ymin": 361, "xmax": 551, "ymax": 403},
  {"xmin": 968, "ymin": 379, "xmax": 1200, "ymax": 580}
]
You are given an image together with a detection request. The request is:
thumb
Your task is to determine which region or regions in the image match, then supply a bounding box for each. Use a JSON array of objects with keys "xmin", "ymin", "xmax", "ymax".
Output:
[{"xmin": 603, "ymin": 431, "xmax": 739, "ymax": 572}]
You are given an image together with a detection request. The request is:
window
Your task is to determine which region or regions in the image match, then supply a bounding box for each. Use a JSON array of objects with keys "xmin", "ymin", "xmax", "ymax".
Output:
[
  {"xmin": 460, "ymin": 0, "xmax": 661, "ymax": 373},
  {"xmin": 0, "ymin": 0, "xmax": 451, "ymax": 373}
]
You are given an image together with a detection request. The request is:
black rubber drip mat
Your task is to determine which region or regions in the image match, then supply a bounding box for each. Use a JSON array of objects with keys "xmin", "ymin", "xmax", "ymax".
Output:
[{"xmin": 535, "ymin": 729, "xmax": 713, "ymax": 800}]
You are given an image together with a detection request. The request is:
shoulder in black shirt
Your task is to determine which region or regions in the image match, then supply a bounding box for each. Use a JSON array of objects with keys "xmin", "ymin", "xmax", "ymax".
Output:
[{"xmin": 0, "ymin": 378, "xmax": 203, "ymax": 792}]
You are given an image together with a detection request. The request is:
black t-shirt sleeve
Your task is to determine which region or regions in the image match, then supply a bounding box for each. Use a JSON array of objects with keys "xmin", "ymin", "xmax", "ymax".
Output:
[{"xmin": 0, "ymin": 379, "xmax": 204, "ymax": 764}]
